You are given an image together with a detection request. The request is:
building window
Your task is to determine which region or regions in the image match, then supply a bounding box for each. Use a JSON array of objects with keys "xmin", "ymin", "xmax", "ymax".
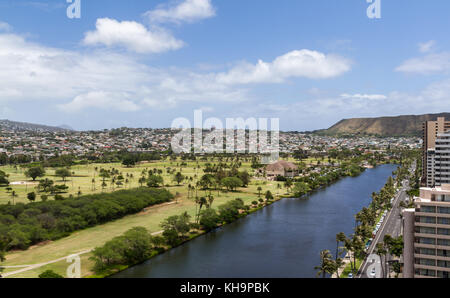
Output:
[{"xmin": 421, "ymin": 206, "xmax": 437, "ymax": 213}]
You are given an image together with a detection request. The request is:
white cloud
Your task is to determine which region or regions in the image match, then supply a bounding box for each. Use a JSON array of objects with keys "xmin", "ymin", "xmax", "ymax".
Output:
[
  {"xmin": 255, "ymin": 78, "xmax": 450, "ymax": 130},
  {"xmin": 340, "ymin": 93, "xmax": 387, "ymax": 100},
  {"xmin": 58, "ymin": 91, "xmax": 140, "ymax": 112},
  {"xmin": 0, "ymin": 32, "xmax": 249, "ymax": 113},
  {"xmin": 216, "ymin": 50, "xmax": 351, "ymax": 84},
  {"xmin": 395, "ymin": 52, "xmax": 450, "ymax": 74},
  {"xmin": 0, "ymin": 22, "xmax": 11, "ymax": 32},
  {"xmin": 145, "ymin": 0, "xmax": 215, "ymax": 24},
  {"xmin": 419, "ymin": 40, "xmax": 436, "ymax": 53},
  {"xmin": 83, "ymin": 18, "xmax": 184, "ymax": 54}
]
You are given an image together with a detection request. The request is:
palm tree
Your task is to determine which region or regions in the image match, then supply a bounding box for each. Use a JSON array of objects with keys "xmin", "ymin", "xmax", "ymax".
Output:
[
  {"xmin": 335, "ymin": 232, "xmax": 347, "ymax": 277},
  {"xmin": 375, "ymin": 243, "xmax": 387, "ymax": 278},
  {"xmin": 207, "ymin": 195, "xmax": 214, "ymax": 208},
  {"xmin": 257, "ymin": 186, "xmax": 262, "ymax": 198},
  {"xmin": 284, "ymin": 179, "xmax": 293, "ymax": 193},
  {"xmin": 315, "ymin": 250, "xmax": 334, "ymax": 278},
  {"xmin": 383, "ymin": 235, "xmax": 394, "ymax": 278},
  {"xmin": 335, "ymin": 232, "xmax": 346, "ymax": 260}
]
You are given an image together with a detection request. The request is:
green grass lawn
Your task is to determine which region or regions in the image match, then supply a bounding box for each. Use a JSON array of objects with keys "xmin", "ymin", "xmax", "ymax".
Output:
[
  {"xmin": 340, "ymin": 258, "xmax": 363, "ymax": 278},
  {"xmin": 1, "ymin": 158, "xmax": 290, "ymax": 278}
]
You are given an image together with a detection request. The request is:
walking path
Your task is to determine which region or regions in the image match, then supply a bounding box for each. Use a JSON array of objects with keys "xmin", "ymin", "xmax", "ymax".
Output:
[{"xmin": 1, "ymin": 230, "xmax": 164, "ymax": 278}]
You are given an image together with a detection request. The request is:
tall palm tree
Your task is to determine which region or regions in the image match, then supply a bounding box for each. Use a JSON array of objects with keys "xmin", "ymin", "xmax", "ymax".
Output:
[
  {"xmin": 335, "ymin": 232, "xmax": 347, "ymax": 277},
  {"xmin": 335, "ymin": 232, "xmax": 346, "ymax": 260},
  {"xmin": 315, "ymin": 250, "xmax": 334, "ymax": 278},
  {"xmin": 375, "ymin": 243, "xmax": 387, "ymax": 278}
]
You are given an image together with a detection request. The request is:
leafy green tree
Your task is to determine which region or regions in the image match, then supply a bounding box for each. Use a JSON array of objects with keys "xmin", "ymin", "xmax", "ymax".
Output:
[
  {"xmin": 147, "ymin": 175, "xmax": 164, "ymax": 188},
  {"xmin": 39, "ymin": 270, "xmax": 64, "ymax": 278},
  {"xmin": 238, "ymin": 171, "xmax": 250, "ymax": 187},
  {"xmin": 27, "ymin": 192, "xmax": 36, "ymax": 203},
  {"xmin": 284, "ymin": 179, "xmax": 293, "ymax": 193},
  {"xmin": 173, "ymin": 172, "xmax": 185, "ymax": 186},
  {"xmin": 257, "ymin": 186, "xmax": 262, "ymax": 198},
  {"xmin": 121, "ymin": 227, "xmax": 153, "ymax": 264},
  {"xmin": 292, "ymin": 182, "xmax": 311, "ymax": 197},
  {"xmin": 0, "ymin": 170, "xmax": 9, "ymax": 186},
  {"xmin": 218, "ymin": 199, "xmax": 244, "ymax": 223},
  {"xmin": 199, "ymin": 208, "xmax": 220, "ymax": 231},
  {"xmin": 265, "ymin": 191, "xmax": 273, "ymax": 201},
  {"xmin": 25, "ymin": 167, "xmax": 46, "ymax": 181},
  {"xmin": 221, "ymin": 177, "xmax": 243, "ymax": 192},
  {"xmin": 38, "ymin": 178, "xmax": 54, "ymax": 193},
  {"xmin": 122, "ymin": 156, "xmax": 136, "ymax": 167},
  {"xmin": 199, "ymin": 174, "xmax": 215, "ymax": 190},
  {"xmin": 162, "ymin": 229, "xmax": 180, "ymax": 247},
  {"xmin": 161, "ymin": 212, "xmax": 191, "ymax": 237},
  {"xmin": 55, "ymin": 168, "xmax": 71, "ymax": 182},
  {"xmin": 99, "ymin": 169, "xmax": 110, "ymax": 182},
  {"xmin": 0, "ymin": 250, "xmax": 5, "ymax": 274}
]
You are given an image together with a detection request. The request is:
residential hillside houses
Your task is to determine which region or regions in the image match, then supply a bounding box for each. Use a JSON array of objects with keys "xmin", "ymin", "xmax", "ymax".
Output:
[{"xmin": 0, "ymin": 123, "xmax": 422, "ymax": 162}]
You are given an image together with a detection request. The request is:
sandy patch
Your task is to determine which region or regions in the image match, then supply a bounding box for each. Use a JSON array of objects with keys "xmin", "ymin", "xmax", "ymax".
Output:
[{"xmin": 10, "ymin": 181, "xmax": 38, "ymax": 186}]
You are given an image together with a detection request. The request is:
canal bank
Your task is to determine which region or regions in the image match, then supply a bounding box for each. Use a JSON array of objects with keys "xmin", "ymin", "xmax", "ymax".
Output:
[{"xmin": 111, "ymin": 164, "xmax": 398, "ymax": 278}]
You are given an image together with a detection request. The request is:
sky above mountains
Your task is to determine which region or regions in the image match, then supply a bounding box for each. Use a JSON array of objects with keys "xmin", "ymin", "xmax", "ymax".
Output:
[{"xmin": 0, "ymin": 0, "xmax": 450, "ymax": 131}]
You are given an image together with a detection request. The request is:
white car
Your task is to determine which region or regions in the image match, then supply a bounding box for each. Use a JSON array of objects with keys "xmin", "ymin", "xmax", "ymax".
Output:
[{"xmin": 370, "ymin": 267, "xmax": 376, "ymax": 277}]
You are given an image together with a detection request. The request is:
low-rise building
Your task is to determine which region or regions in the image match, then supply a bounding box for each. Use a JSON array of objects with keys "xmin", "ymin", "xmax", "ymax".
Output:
[{"xmin": 261, "ymin": 160, "xmax": 299, "ymax": 180}]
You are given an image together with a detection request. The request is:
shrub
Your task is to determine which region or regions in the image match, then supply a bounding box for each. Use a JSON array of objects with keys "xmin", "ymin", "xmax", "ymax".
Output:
[
  {"xmin": 199, "ymin": 208, "xmax": 220, "ymax": 231},
  {"xmin": 0, "ymin": 188, "xmax": 173, "ymax": 251},
  {"xmin": 39, "ymin": 270, "xmax": 64, "ymax": 278}
]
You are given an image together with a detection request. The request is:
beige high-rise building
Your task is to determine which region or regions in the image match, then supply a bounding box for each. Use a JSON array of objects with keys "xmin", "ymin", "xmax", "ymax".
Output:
[
  {"xmin": 422, "ymin": 117, "xmax": 450, "ymax": 187},
  {"xmin": 402, "ymin": 117, "xmax": 450, "ymax": 278},
  {"xmin": 403, "ymin": 185, "xmax": 450, "ymax": 278}
]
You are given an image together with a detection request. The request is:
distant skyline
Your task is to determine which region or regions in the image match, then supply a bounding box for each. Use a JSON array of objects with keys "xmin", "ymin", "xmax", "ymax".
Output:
[{"xmin": 1, "ymin": 0, "xmax": 450, "ymax": 131}]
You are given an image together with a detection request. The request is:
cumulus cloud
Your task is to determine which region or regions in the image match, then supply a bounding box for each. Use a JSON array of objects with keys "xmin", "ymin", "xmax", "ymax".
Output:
[
  {"xmin": 340, "ymin": 93, "xmax": 387, "ymax": 100},
  {"xmin": 58, "ymin": 91, "xmax": 140, "ymax": 112},
  {"xmin": 216, "ymin": 50, "xmax": 351, "ymax": 84},
  {"xmin": 255, "ymin": 78, "xmax": 450, "ymax": 131},
  {"xmin": 145, "ymin": 0, "xmax": 215, "ymax": 24},
  {"xmin": 395, "ymin": 52, "xmax": 450, "ymax": 74},
  {"xmin": 0, "ymin": 32, "xmax": 248, "ymax": 113},
  {"xmin": 83, "ymin": 18, "xmax": 184, "ymax": 54}
]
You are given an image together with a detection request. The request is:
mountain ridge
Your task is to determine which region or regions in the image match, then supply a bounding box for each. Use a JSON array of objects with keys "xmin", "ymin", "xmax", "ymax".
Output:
[
  {"xmin": 0, "ymin": 119, "xmax": 73, "ymax": 132},
  {"xmin": 317, "ymin": 112, "xmax": 450, "ymax": 136}
]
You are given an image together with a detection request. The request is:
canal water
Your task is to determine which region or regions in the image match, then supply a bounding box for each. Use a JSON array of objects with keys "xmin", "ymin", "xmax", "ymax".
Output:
[{"xmin": 112, "ymin": 164, "xmax": 397, "ymax": 278}]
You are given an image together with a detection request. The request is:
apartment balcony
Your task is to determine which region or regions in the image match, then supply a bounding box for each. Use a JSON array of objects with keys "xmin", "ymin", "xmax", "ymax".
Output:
[
  {"xmin": 414, "ymin": 274, "xmax": 436, "ymax": 279},
  {"xmin": 414, "ymin": 264, "xmax": 438, "ymax": 271},
  {"xmin": 415, "ymin": 233, "xmax": 450, "ymax": 240},
  {"xmin": 415, "ymin": 222, "xmax": 450, "ymax": 229},
  {"xmin": 415, "ymin": 254, "xmax": 450, "ymax": 262}
]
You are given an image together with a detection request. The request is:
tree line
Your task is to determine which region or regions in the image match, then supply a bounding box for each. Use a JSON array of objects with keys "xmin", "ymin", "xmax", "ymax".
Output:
[
  {"xmin": 90, "ymin": 198, "xmax": 251, "ymax": 273},
  {"xmin": 0, "ymin": 188, "xmax": 173, "ymax": 252}
]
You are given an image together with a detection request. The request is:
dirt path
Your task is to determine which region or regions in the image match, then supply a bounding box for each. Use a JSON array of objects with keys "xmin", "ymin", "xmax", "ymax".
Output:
[
  {"xmin": 1, "ymin": 230, "xmax": 164, "ymax": 278},
  {"xmin": 1, "ymin": 249, "xmax": 92, "ymax": 277}
]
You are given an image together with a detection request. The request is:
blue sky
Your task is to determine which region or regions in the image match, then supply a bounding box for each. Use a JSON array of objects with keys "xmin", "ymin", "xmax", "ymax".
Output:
[{"xmin": 0, "ymin": 0, "xmax": 450, "ymax": 131}]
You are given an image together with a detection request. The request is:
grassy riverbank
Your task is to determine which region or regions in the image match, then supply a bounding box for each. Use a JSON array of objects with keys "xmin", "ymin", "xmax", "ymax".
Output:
[{"xmin": 1, "ymin": 156, "xmax": 391, "ymax": 278}]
